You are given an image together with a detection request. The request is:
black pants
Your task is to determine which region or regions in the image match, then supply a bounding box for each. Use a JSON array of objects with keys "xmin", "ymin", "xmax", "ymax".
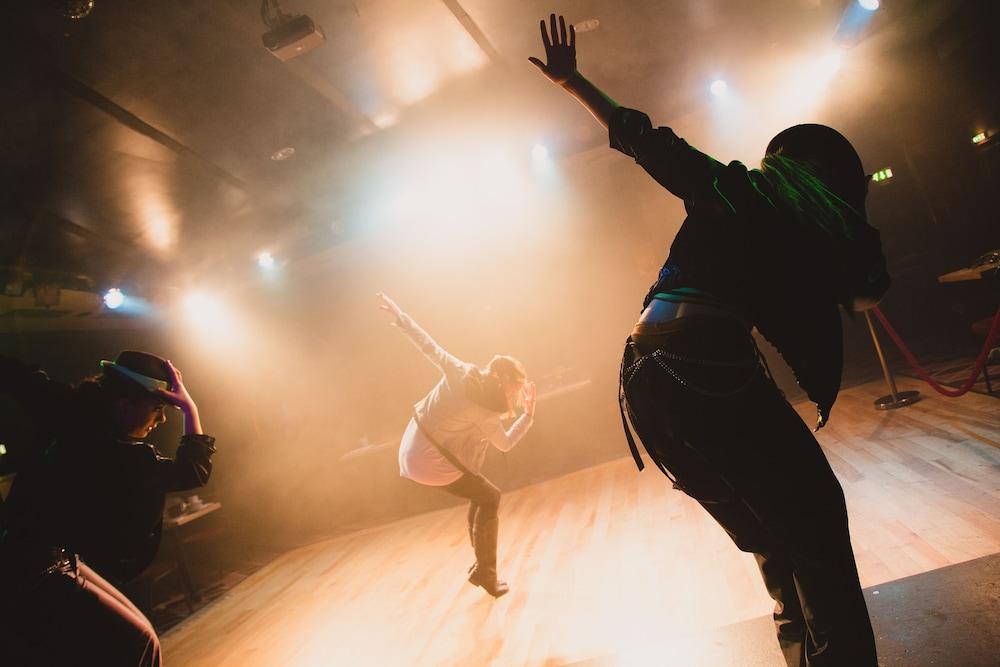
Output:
[
  {"xmin": 621, "ymin": 318, "xmax": 876, "ymax": 667},
  {"xmin": 442, "ymin": 473, "xmax": 502, "ymax": 573},
  {"xmin": 0, "ymin": 551, "xmax": 161, "ymax": 666}
]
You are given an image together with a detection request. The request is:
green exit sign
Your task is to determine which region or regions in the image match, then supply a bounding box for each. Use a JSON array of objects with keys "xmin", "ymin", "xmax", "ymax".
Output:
[{"xmin": 871, "ymin": 167, "xmax": 893, "ymax": 183}]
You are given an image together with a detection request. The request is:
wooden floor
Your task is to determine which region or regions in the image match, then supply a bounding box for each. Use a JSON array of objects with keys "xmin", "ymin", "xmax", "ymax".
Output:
[{"xmin": 163, "ymin": 378, "xmax": 1000, "ymax": 667}]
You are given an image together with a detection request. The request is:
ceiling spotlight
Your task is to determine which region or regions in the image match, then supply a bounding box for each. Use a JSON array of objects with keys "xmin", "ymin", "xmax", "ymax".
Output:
[
  {"xmin": 531, "ymin": 144, "xmax": 550, "ymax": 161},
  {"xmin": 103, "ymin": 288, "xmax": 125, "ymax": 310},
  {"xmin": 257, "ymin": 251, "xmax": 276, "ymax": 269},
  {"xmin": 858, "ymin": 0, "xmax": 880, "ymax": 10},
  {"xmin": 574, "ymin": 19, "xmax": 600, "ymax": 33},
  {"xmin": 260, "ymin": 0, "xmax": 325, "ymax": 61},
  {"xmin": 710, "ymin": 79, "xmax": 729, "ymax": 97},
  {"xmin": 271, "ymin": 146, "xmax": 295, "ymax": 161}
]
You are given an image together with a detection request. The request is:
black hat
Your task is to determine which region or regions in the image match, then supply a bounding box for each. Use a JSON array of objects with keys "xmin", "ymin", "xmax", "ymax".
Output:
[{"xmin": 99, "ymin": 350, "xmax": 172, "ymax": 393}]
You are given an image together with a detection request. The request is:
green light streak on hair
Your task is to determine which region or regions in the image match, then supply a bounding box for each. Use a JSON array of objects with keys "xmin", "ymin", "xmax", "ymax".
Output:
[{"xmin": 760, "ymin": 153, "xmax": 861, "ymax": 239}]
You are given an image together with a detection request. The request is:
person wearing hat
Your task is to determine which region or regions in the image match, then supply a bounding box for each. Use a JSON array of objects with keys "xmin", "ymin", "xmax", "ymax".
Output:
[
  {"xmin": 531, "ymin": 14, "xmax": 887, "ymax": 666},
  {"xmin": 0, "ymin": 350, "xmax": 216, "ymax": 666}
]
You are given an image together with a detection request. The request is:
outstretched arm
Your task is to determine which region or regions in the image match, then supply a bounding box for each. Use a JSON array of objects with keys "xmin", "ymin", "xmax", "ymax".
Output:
[
  {"xmin": 529, "ymin": 14, "xmax": 619, "ymax": 128},
  {"xmin": 377, "ymin": 292, "xmax": 464, "ymax": 375},
  {"xmin": 530, "ymin": 13, "xmax": 724, "ymax": 202}
]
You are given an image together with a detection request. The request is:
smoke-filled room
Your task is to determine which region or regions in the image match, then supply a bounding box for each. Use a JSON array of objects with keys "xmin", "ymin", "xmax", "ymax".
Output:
[{"xmin": 1, "ymin": 1, "xmax": 998, "ymax": 665}]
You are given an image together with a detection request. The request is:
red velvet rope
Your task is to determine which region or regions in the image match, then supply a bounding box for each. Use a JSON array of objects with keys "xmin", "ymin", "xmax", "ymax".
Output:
[{"xmin": 871, "ymin": 305, "xmax": 1000, "ymax": 397}]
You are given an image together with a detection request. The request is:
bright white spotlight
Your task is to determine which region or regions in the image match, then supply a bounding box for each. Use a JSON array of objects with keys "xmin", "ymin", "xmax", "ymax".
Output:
[
  {"xmin": 858, "ymin": 0, "xmax": 879, "ymax": 10},
  {"xmin": 819, "ymin": 50, "xmax": 844, "ymax": 77},
  {"xmin": 181, "ymin": 291, "xmax": 243, "ymax": 346},
  {"xmin": 257, "ymin": 251, "xmax": 275, "ymax": 269},
  {"xmin": 184, "ymin": 292, "xmax": 213, "ymax": 316},
  {"xmin": 103, "ymin": 288, "xmax": 125, "ymax": 310},
  {"xmin": 710, "ymin": 79, "xmax": 729, "ymax": 97},
  {"xmin": 531, "ymin": 143, "xmax": 550, "ymax": 161}
]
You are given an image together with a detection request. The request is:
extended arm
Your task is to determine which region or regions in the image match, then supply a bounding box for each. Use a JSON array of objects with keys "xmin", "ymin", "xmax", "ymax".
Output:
[
  {"xmin": 530, "ymin": 14, "xmax": 725, "ymax": 202},
  {"xmin": 377, "ymin": 292, "xmax": 464, "ymax": 375},
  {"xmin": 528, "ymin": 14, "xmax": 619, "ymax": 128}
]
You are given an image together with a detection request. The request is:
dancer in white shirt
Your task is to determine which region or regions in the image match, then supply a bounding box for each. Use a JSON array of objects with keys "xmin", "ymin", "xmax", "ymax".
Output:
[{"xmin": 377, "ymin": 292, "xmax": 536, "ymax": 597}]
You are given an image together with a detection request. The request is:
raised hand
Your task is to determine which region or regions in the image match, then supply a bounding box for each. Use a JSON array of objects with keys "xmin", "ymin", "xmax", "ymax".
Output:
[
  {"xmin": 528, "ymin": 13, "xmax": 576, "ymax": 85},
  {"xmin": 376, "ymin": 291, "xmax": 405, "ymax": 327},
  {"xmin": 156, "ymin": 360, "xmax": 203, "ymax": 434},
  {"xmin": 521, "ymin": 381, "xmax": 537, "ymax": 418},
  {"xmin": 156, "ymin": 361, "xmax": 195, "ymax": 411}
]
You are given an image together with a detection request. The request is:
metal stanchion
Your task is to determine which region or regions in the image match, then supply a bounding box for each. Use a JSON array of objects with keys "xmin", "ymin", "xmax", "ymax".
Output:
[{"xmin": 864, "ymin": 310, "xmax": 920, "ymax": 410}]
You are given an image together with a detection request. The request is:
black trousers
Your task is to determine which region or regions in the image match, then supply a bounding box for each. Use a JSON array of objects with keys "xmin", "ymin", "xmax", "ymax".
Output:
[
  {"xmin": 621, "ymin": 318, "xmax": 876, "ymax": 667},
  {"xmin": 0, "ymin": 551, "xmax": 161, "ymax": 666},
  {"xmin": 442, "ymin": 473, "xmax": 502, "ymax": 572}
]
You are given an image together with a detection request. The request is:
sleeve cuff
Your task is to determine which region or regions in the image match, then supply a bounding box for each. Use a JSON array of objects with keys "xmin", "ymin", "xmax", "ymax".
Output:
[{"xmin": 180, "ymin": 433, "xmax": 217, "ymax": 453}]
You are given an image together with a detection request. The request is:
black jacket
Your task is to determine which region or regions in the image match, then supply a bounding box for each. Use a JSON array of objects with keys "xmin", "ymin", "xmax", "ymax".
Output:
[
  {"xmin": 609, "ymin": 107, "xmax": 890, "ymax": 424},
  {"xmin": 0, "ymin": 356, "xmax": 216, "ymax": 583}
]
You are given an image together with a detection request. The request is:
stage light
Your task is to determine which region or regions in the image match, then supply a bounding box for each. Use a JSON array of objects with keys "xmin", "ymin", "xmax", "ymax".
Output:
[
  {"xmin": 820, "ymin": 51, "xmax": 844, "ymax": 77},
  {"xmin": 871, "ymin": 167, "xmax": 893, "ymax": 183},
  {"xmin": 103, "ymin": 288, "xmax": 125, "ymax": 310},
  {"xmin": 972, "ymin": 132, "xmax": 987, "ymax": 145},
  {"xmin": 257, "ymin": 252, "xmax": 276, "ymax": 269},
  {"xmin": 710, "ymin": 79, "xmax": 728, "ymax": 97},
  {"xmin": 0, "ymin": 444, "xmax": 7, "ymax": 456},
  {"xmin": 858, "ymin": 0, "xmax": 879, "ymax": 11},
  {"xmin": 531, "ymin": 143, "xmax": 550, "ymax": 161}
]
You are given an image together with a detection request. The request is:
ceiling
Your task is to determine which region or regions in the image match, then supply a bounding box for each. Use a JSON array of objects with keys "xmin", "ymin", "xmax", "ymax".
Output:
[{"xmin": 0, "ymin": 0, "xmax": 994, "ymax": 328}]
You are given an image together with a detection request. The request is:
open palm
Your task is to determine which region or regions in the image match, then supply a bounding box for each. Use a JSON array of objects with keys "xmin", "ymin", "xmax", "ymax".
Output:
[{"xmin": 529, "ymin": 14, "xmax": 576, "ymax": 84}]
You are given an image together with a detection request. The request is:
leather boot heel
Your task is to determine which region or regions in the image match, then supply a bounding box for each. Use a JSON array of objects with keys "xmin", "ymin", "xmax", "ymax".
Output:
[{"xmin": 468, "ymin": 566, "xmax": 509, "ymax": 598}]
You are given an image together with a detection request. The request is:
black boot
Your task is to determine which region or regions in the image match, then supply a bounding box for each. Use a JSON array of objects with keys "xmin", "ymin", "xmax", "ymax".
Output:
[
  {"xmin": 467, "ymin": 502, "xmax": 478, "ymax": 575},
  {"xmin": 468, "ymin": 516, "xmax": 508, "ymax": 597}
]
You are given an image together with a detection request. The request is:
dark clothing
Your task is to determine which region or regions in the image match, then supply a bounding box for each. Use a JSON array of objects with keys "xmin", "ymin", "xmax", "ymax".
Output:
[
  {"xmin": 610, "ymin": 108, "xmax": 884, "ymax": 666},
  {"xmin": 609, "ymin": 107, "xmax": 889, "ymax": 423},
  {"xmin": 0, "ymin": 355, "xmax": 215, "ymax": 583},
  {"xmin": 0, "ymin": 553, "xmax": 161, "ymax": 667},
  {"xmin": 443, "ymin": 473, "xmax": 502, "ymax": 574},
  {"xmin": 0, "ymin": 355, "xmax": 213, "ymax": 665},
  {"xmin": 622, "ymin": 317, "xmax": 876, "ymax": 666}
]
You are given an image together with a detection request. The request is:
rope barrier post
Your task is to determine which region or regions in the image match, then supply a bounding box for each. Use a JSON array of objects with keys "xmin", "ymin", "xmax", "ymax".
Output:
[{"xmin": 864, "ymin": 310, "xmax": 921, "ymax": 410}]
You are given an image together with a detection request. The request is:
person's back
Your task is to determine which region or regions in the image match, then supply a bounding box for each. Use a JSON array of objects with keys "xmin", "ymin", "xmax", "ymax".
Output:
[{"xmin": 531, "ymin": 13, "xmax": 886, "ymax": 665}]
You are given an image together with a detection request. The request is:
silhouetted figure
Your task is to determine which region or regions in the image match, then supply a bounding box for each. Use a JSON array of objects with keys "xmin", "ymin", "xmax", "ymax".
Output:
[
  {"xmin": 377, "ymin": 292, "xmax": 536, "ymax": 597},
  {"xmin": 0, "ymin": 351, "xmax": 216, "ymax": 666},
  {"xmin": 532, "ymin": 14, "xmax": 888, "ymax": 666}
]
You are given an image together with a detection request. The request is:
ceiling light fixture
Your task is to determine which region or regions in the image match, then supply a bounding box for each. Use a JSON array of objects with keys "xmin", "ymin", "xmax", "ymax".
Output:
[{"xmin": 103, "ymin": 288, "xmax": 125, "ymax": 310}]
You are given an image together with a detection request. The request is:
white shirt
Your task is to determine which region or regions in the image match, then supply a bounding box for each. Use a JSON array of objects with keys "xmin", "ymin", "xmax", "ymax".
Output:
[{"xmin": 394, "ymin": 311, "xmax": 533, "ymax": 486}]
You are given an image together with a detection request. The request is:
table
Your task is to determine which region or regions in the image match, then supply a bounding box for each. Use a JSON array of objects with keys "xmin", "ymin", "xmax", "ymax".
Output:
[
  {"xmin": 163, "ymin": 501, "xmax": 222, "ymax": 602},
  {"xmin": 937, "ymin": 261, "xmax": 999, "ymax": 283}
]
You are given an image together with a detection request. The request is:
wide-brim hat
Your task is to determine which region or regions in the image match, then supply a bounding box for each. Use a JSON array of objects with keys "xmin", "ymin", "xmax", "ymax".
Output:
[{"xmin": 99, "ymin": 350, "xmax": 172, "ymax": 394}]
